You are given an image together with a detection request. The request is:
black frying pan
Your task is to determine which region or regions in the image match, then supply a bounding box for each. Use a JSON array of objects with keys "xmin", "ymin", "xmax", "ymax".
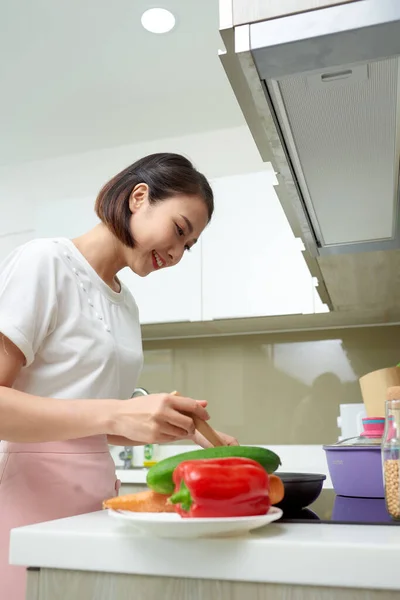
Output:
[{"xmin": 275, "ymin": 472, "xmax": 326, "ymax": 513}]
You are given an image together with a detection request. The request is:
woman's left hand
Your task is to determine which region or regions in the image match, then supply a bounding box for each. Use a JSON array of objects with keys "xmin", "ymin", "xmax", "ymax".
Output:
[{"xmin": 191, "ymin": 429, "xmax": 239, "ymax": 448}]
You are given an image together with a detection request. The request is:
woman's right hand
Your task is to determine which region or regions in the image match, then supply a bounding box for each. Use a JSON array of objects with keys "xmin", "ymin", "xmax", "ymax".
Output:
[{"xmin": 108, "ymin": 393, "xmax": 210, "ymax": 444}]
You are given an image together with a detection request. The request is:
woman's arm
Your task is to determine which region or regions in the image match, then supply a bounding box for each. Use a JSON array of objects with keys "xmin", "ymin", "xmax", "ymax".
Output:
[
  {"xmin": 0, "ymin": 334, "xmax": 115, "ymax": 442},
  {"xmin": 0, "ymin": 385, "xmax": 117, "ymax": 443},
  {"xmin": 0, "ymin": 335, "xmax": 209, "ymax": 444}
]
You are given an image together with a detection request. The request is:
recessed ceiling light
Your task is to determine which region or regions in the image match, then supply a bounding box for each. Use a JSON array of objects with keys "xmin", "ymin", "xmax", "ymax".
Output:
[{"xmin": 141, "ymin": 8, "xmax": 176, "ymax": 34}]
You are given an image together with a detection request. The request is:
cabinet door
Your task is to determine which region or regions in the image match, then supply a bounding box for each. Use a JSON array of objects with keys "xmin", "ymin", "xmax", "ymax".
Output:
[
  {"xmin": 119, "ymin": 239, "xmax": 202, "ymax": 324},
  {"xmin": 202, "ymin": 171, "xmax": 323, "ymax": 320},
  {"xmin": 231, "ymin": 0, "xmax": 359, "ymax": 26}
]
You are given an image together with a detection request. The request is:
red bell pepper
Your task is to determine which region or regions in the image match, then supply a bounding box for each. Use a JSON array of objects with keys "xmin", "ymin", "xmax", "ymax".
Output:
[{"xmin": 169, "ymin": 457, "xmax": 271, "ymax": 518}]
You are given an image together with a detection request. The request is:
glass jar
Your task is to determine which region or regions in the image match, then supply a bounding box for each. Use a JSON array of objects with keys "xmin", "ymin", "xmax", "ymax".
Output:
[{"xmin": 382, "ymin": 386, "xmax": 400, "ymax": 520}]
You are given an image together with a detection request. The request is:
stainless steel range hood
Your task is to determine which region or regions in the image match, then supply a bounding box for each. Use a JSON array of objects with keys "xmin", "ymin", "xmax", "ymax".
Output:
[{"xmin": 220, "ymin": 0, "xmax": 400, "ymax": 257}]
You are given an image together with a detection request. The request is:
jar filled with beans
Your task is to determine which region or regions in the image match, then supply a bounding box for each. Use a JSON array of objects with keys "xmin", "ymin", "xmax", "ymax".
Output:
[{"xmin": 382, "ymin": 387, "xmax": 400, "ymax": 520}]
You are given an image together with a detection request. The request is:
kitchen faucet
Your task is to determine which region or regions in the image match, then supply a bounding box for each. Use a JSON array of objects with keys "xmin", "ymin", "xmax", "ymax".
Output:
[{"xmin": 118, "ymin": 387, "xmax": 149, "ymax": 469}]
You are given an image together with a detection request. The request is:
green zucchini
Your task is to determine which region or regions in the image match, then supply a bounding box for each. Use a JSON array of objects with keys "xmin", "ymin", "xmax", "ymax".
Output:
[{"xmin": 146, "ymin": 446, "xmax": 281, "ymax": 495}]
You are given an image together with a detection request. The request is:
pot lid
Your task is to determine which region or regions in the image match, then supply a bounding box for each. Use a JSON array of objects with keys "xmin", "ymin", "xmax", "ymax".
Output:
[
  {"xmin": 326, "ymin": 416, "xmax": 385, "ymax": 448},
  {"xmin": 325, "ymin": 435, "xmax": 382, "ymax": 448}
]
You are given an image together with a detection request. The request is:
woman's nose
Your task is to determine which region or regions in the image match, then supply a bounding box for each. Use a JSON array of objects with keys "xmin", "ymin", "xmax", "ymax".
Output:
[{"xmin": 168, "ymin": 245, "xmax": 185, "ymax": 266}]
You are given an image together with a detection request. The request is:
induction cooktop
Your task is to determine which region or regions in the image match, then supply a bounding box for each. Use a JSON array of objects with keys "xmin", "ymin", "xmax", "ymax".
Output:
[{"xmin": 279, "ymin": 489, "xmax": 400, "ymax": 526}]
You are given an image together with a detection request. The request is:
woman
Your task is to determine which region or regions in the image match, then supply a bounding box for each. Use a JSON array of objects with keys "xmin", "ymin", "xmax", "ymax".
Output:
[{"xmin": 0, "ymin": 152, "xmax": 237, "ymax": 599}]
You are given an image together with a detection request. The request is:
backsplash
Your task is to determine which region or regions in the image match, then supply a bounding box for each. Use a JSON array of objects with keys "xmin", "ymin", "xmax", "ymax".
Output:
[{"xmin": 138, "ymin": 325, "xmax": 400, "ymax": 445}]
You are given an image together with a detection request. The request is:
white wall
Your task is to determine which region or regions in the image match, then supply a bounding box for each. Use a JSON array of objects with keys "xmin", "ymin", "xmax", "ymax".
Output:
[
  {"xmin": 0, "ymin": 125, "xmax": 327, "ymax": 317},
  {"xmin": 0, "ymin": 230, "xmax": 36, "ymax": 259},
  {"xmin": 0, "ymin": 125, "xmax": 270, "ymax": 205},
  {"xmin": 0, "ymin": 124, "xmax": 272, "ymax": 254}
]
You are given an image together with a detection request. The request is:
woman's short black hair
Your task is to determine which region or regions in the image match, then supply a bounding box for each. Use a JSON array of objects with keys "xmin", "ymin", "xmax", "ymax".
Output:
[{"xmin": 95, "ymin": 152, "xmax": 214, "ymax": 247}]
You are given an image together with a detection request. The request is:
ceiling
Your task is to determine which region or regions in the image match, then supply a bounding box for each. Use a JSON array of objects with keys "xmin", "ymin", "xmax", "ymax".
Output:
[{"xmin": 0, "ymin": 0, "xmax": 244, "ymax": 166}]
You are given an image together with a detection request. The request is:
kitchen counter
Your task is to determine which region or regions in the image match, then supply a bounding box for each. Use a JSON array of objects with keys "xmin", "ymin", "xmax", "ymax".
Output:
[
  {"xmin": 116, "ymin": 467, "xmax": 148, "ymax": 484},
  {"xmin": 112, "ymin": 444, "xmax": 334, "ymax": 486},
  {"xmin": 10, "ymin": 510, "xmax": 400, "ymax": 594}
]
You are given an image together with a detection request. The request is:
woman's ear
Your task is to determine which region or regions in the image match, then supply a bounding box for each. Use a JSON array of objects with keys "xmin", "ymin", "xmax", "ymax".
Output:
[{"xmin": 129, "ymin": 183, "xmax": 148, "ymax": 213}]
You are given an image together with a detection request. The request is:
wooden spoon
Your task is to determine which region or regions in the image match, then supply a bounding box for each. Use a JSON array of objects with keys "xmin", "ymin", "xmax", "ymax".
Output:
[{"xmin": 170, "ymin": 390, "xmax": 225, "ymax": 447}]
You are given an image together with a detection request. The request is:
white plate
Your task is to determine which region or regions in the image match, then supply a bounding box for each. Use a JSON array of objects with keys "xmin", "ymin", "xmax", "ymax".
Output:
[{"xmin": 107, "ymin": 506, "xmax": 283, "ymax": 538}]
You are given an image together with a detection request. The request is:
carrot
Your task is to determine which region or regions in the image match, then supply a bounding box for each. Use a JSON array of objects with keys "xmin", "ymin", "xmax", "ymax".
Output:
[
  {"xmin": 269, "ymin": 474, "xmax": 285, "ymax": 505},
  {"xmin": 104, "ymin": 478, "xmax": 285, "ymax": 513},
  {"xmin": 103, "ymin": 490, "xmax": 175, "ymax": 513}
]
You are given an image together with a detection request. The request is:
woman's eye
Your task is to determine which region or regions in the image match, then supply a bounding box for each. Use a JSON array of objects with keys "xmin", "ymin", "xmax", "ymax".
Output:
[{"xmin": 176, "ymin": 224, "xmax": 190, "ymax": 251}]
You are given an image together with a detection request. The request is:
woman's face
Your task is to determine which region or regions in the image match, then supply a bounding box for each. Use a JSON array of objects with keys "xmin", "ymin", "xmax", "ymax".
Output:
[{"xmin": 125, "ymin": 183, "xmax": 210, "ymax": 277}]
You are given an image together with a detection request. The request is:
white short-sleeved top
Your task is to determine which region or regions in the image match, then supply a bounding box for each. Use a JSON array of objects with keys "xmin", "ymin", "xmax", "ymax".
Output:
[{"xmin": 0, "ymin": 238, "xmax": 143, "ymax": 400}]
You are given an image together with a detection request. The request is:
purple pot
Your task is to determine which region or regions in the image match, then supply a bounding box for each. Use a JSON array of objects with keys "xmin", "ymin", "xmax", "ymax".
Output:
[{"xmin": 323, "ymin": 445, "xmax": 384, "ymax": 498}]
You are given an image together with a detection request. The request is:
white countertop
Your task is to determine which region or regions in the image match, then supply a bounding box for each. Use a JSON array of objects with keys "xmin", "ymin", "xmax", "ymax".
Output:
[
  {"xmin": 9, "ymin": 510, "xmax": 400, "ymax": 591},
  {"xmin": 113, "ymin": 444, "xmax": 333, "ymax": 486},
  {"xmin": 116, "ymin": 468, "xmax": 148, "ymax": 484}
]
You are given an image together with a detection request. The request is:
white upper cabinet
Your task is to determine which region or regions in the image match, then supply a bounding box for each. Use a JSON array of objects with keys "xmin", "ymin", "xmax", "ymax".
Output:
[
  {"xmin": 201, "ymin": 170, "xmax": 327, "ymax": 320},
  {"xmin": 32, "ymin": 176, "xmax": 327, "ymax": 325},
  {"xmin": 119, "ymin": 239, "xmax": 202, "ymax": 325}
]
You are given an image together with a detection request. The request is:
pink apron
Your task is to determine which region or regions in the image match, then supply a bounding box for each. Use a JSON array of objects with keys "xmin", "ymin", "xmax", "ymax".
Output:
[{"xmin": 0, "ymin": 435, "xmax": 120, "ymax": 600}]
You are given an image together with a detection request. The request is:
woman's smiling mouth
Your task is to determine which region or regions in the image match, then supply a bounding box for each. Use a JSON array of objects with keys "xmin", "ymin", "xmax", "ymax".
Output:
[{"xmin": 152, "ymin": 250, "xmax": 166, "ymax": 269}]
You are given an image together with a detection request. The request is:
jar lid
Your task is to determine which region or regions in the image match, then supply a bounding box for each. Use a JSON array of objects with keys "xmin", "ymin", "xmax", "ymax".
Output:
[
  {"xmin": 360, "ymin": 417, "xmax": 385, "ymax": 438},
  {"xmin": 387, "ymin": 386, "xmax": 400, "ymax": 400}
]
